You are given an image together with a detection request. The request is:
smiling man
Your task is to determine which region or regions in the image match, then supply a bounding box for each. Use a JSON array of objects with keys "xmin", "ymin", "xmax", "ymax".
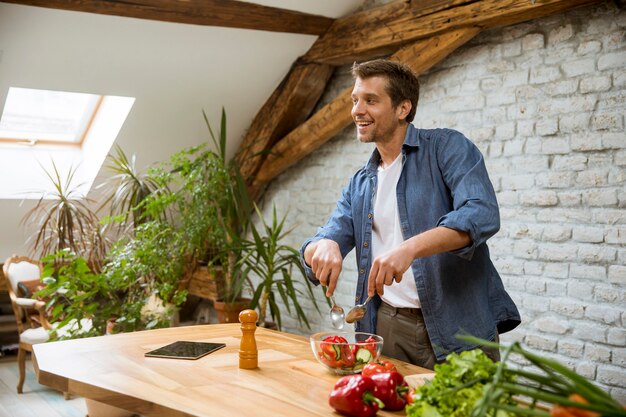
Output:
[{"xmin": 300, "ymin": 59, "xmax": 520, "ymax": 369}]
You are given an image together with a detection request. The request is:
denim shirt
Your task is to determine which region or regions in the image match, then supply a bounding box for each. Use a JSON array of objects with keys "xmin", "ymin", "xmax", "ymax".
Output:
[{"xmin": 300, "ymin": 124, "xmax": 520, "ymax": 360}]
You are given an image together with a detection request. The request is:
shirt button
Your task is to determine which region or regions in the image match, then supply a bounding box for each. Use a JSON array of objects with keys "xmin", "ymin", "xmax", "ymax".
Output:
[
  {"xmin": 363, "ymin": 242, "xmax": 369, "ymax": 247},
  {"xmin": 355, "ymin": 297, "xmax": 359, "ymax": 302},
  {"xmin": 359, "ymin": 269, "xmax": 365, "ymax": 274},
  {"xmin": 368, "ymin": 213, "xmax": 372, "ymax": 219}
]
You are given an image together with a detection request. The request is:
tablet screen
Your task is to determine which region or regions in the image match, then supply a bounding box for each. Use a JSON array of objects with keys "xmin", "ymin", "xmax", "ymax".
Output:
[{"xmin": 145, "ymin": 341, "xmax": 226, "ymax": 360}]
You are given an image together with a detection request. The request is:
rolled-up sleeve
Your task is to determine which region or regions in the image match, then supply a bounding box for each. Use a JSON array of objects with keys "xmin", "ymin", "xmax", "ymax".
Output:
[
  {"xmin": 300, "ymin": 181, "xmax": 357, "ymax": 284},
  {"xmin": 435, "ymin": 130, "xmax": 500, "ymax": 260}
]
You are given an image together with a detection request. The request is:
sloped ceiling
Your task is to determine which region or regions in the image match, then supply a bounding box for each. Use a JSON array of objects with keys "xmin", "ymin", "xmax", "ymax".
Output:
[
  {"xmin": 0, "ymin": 0, "xmax": 608, "ymax": 260},
  {"xmin": 0, "ymin": 0, "xmax": 365, "ymax": 259},
  {"xmin": 0, "ymin": 1, "xmax": 365, "ymax": 165}
]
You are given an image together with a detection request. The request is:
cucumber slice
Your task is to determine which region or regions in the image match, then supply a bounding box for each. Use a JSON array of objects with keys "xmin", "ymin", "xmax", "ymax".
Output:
[
  {"xmin": 352, "ymin": 363, "xmax": 365, "ymax": 371},
  {"xmin": 355, "ymin": 347, "xmax": 373, "ymax": 364},
  {"xmin": 332, "ymin": 343, "xmax": 342, "ymax": 360}
]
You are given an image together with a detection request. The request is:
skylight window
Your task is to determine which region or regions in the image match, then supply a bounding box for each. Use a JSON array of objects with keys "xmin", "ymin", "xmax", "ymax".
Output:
[
  {"xmin": 0, "ymin": 87, "xmax": 135, "ymax": 200},
  {"xmin": 0, "ymin": 87, "xmax": 102, "ymax": 145}
]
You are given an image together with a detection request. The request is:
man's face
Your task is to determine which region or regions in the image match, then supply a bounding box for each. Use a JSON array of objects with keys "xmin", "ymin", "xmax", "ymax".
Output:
[{"xmin": 351, "ymin": 76, "xmax": 405, "ymax": 144}]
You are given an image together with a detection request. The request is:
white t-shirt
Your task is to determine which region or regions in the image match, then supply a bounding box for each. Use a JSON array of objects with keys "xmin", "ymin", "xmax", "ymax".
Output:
[{"xmin": 372, "ymin": 154, "xmax": 421, "ymax": 308}]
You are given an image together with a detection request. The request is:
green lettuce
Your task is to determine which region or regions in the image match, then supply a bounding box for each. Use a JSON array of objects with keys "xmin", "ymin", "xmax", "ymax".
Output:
[{"xmin": 406, "ymin": 349, "xmax": 515, "ymax": 417}]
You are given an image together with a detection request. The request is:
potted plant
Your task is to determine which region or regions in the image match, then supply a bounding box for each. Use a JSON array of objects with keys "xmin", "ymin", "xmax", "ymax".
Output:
[
  {"xmin": 22, "ymin": 161, "xmax": 108, "ymax": 272},
  {"xmin": 156, "ymin": 109, "xmax": 254, "ymax": 321},
  {"xmin": 240, "ymin": 204, "xmax": 321, "ymax": 330},
  {"xmin": 101, "ymin": 220, "xmax": 188, "ymax": 331},
  {"xmin": 98, "ymin": 109, "xmax": 254, "ymax": 324},
  {"xmin": 96, "ymin": 144, "xmax": 165, "ymax": 235},
  {"xmin": 37, "ymin": 249, "xmax": 121, "ymax": 338}
]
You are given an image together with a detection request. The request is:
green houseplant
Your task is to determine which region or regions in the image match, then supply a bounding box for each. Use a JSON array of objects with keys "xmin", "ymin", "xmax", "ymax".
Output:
[
  {"xmin": 159, "ymin": 109, "xmax": 253, "ymax": 305},
  {"xmin": 101, "ymin": 219, "xmax": 188, "ymax": 331},
  {"xmin": 37, "ymin": 249, "xmax": 120, "ymax": 339},
  {"xmin": 22, "ymin": 161, "xmax": 108, "ymax": 271},
  {"xmin": 97, "ymin": 144, "xmax": 165, "ymax": 234},
  {"xmin": 240, "ymin": 205, "xmax": 320, "ymax": 330},
  {"xmin": 101, "ymin": 109, "xmax": 254, "ymax": 324}
]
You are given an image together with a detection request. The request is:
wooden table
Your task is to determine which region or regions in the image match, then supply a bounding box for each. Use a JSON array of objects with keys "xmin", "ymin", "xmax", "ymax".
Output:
[{"xmin": 32, "ymin": 324, "xmax": 431, "ymax": 417}]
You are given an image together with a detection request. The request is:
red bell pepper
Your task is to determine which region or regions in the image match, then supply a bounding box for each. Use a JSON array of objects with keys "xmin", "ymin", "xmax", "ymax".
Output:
[
  {"xmin": 341, "ymin": 344, "xmax": 356, "ymax": 367},
  {"xmin": 324, "ymin": 335, "xmax": 349, "ymax": 344},
  {"xmin": 329, "ymin": 374, "xmax": 384, "ymax": 417},
  {"xmin": 370, "ymin": 371, "xmax": 409, "ymax": 411},
  {"xmin": 361, "ymin": 360, "xmax": 397, "ymax": 377},
  {"xmin": 318, "ymin": 351, "xmax": 344, "ymax": 368}
]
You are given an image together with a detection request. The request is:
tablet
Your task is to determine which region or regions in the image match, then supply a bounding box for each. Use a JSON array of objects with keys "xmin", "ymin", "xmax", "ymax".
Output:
[{"xmin": 145, "ymin": 341, "xmax": 226, "ymax": 360}]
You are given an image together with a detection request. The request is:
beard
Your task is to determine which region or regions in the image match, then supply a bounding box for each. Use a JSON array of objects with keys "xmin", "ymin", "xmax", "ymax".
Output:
[{"xmin": 355, "ymin": 122, "xmax": 388, "ymax": 144}]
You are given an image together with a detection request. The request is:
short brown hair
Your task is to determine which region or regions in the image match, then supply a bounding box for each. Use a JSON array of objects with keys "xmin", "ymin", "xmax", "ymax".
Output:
[{"xmin": 351, "ymin": 59, "xmax": 420, "ymax": 123}]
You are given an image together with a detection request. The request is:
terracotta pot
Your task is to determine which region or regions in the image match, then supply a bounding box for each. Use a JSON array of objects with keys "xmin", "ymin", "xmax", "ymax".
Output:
[
  {"xmin": 106, "ymin": 317, "xmax": 118, "ymax": 335},
  {"xmin": 213, "ymin": 298, "xmax": 251, "ymax": 323}
]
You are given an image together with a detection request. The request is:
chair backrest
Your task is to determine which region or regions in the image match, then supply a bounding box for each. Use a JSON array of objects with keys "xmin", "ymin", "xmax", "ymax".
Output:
[
  {"xmin": 2, "ymin": 255, "xmax": 43, "ymax": 333},
  {"xmin": 2, "ymin": 255, "xmax": 42, "ymax": 294}
]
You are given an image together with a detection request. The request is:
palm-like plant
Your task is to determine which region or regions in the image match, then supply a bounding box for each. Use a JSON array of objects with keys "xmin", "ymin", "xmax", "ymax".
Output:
[
  {"xmin": 97, "ymin": 144, "xmax": 164, "ymax": 234},
  {"xmin": 241, "ymin": 204, "xmax": 320, "ymax": 330},
  {"xmin": 22, "ymin": 161, "xmax": 107, "ymax": 271}
]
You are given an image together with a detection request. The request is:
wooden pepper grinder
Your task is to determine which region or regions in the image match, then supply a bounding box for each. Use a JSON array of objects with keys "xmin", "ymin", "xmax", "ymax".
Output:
[{"xmin": 238, "ymin": 309, "xmax": 258, "ymax": 369}]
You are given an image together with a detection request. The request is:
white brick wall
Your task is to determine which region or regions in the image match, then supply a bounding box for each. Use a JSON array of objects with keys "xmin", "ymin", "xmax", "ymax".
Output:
[{"xmin": 258, "ymin": 3, "xmax": 626, "ymax": 401}]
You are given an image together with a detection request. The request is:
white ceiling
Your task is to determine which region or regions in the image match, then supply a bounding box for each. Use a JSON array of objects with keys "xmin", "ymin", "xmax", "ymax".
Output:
[
  {"xmin": 0, "ymin": 1, "xmax": 365, "ymax": 165},
  {"xmin": 0, "ymin": 0, "xmax": 365, "ymax": 259}
]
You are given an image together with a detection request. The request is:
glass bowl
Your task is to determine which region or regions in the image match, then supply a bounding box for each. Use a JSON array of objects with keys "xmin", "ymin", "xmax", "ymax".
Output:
[{"xmin": 310, "ymin": 331, "xmax": 383, "ymax": 375}]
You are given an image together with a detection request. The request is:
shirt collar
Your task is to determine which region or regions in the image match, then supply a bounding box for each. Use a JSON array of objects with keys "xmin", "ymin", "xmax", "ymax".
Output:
[{"xmin": 365, "ymin": 123, "xmax": 419, "ymax": 175}]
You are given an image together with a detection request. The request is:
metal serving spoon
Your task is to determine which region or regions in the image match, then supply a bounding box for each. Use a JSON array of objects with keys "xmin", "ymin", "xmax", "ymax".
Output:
[
  {"xmin": 345, "ymin": 296, "xmax": 372, "ymax": 324},
  {"xmin": 329, "ymin": 295, "xmax": 345, "ymax": 329}
]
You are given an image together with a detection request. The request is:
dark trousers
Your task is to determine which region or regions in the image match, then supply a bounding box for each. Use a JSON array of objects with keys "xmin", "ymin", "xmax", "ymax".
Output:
[{"xmin": 375, "ymin": 301, "xmax": 500, "ymax": 370}]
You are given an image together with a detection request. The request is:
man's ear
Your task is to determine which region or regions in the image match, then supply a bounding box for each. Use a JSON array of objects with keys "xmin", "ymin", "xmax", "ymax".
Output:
[{"xmin": 397, "ymin": 99, "xmax": 412, "ymax": 121}]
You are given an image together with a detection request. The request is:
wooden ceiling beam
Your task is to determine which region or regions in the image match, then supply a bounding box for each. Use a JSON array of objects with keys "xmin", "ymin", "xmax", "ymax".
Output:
[
  {"xmin": 302, "ymin": 0, "xmax": 603, "ymax": 65},
  {"xmin": 0, "ymin": 0, "xmax": 335, "ymax": 35},
  {"xmin": 409, "ymin": 0, "xmax": 476, "ymax": 15},
  {"xmin": 250, "ymin": 27, "xmax": 481, "ymax": 193},
  {"xmin": 235, "ymin": 62, "xmax": 334, "ymax": 185}
]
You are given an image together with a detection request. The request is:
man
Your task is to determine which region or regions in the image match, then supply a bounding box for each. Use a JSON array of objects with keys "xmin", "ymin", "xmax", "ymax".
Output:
[{"xmin": 300, "ymin": 59, "xmax": 520, "ymax": 369}]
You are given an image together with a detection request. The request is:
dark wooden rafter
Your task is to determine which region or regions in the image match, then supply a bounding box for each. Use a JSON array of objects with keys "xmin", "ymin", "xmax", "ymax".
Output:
[
  {"xmin": 242, "ymin": 0, "xmax": 607, "ymax": 197},
  {"xmin": 0, "ymin": 0, "xmax": 335, "ymax": 35},
  {"xmin": 302, "ymin": 0, "xmax": 605, "ymax": 65},
  {"xmin": 249, "ymin": 27, "xmax": 481, "ymax": 195},
  {"xmin": 3, "ymin": 0, "xmax": 608, "ymax": 198},
  {"xmin": 235, "ymin": 62, "xmax": 334, "ymax": 185}
]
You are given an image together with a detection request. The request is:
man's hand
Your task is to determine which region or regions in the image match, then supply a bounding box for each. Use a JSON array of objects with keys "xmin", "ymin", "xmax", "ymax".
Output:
[
  {"xmin": 367, "ymin": 226, "xmax": 471, "ymax": 297},
  {"xmin": 304, "ymin": 239, "xmax": 342, "ymax": 296},
  {"xmin": 367, "ymin": 242, "xmax": 414, "ymax": 297}
]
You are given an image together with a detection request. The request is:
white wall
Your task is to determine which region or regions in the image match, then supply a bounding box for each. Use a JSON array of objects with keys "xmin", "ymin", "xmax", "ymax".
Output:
[
  {"xmin": 260, "ymin": 3, "xmax": 626, "ymax": 401},
  {"xmin": 0, "ymin": 1, "xmax": 365, "ymax": 261}
]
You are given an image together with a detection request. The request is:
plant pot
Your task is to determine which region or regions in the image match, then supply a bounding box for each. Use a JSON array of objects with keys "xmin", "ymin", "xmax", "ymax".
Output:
[
  {"xmin": 106, "ymin": 317, "xmax": 118, "ymax": 335},
  {"xmin": 213, "ymin": 298, "xmax": 251, "ymax": 323},
  {"xmin": 187, "ymin": 265, "xmax": 223, "ymax": 301}
]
